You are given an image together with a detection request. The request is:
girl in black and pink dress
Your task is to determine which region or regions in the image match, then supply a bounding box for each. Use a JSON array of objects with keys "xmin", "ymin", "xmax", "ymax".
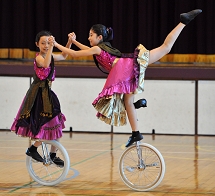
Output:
[{"xmin": 11, "ymin": 31, "xmax": 72, "ymax": 166}]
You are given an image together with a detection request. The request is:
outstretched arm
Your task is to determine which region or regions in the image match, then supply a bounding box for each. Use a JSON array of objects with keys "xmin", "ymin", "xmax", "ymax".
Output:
[
  {"xmin": 54, "ymin": 41, "xmax": 101, "ymax": 58},
  {"xmin": 52, "ymin": 36, "xmax": 73, "ymax": 61},
  {"xmin": 49, "ymin": 35, "xmax": 100, "ymax": 58},
  {"xmin": 72, "ymin": 39, "xmax": 90, "ymax": 50},
  {"xmin": 68, "ymin": 32, "xmax": 90, "ymax": 50}
]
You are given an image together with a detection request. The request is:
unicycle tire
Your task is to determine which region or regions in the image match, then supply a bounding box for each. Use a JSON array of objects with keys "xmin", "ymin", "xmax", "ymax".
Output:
[
  {"xmin": 119, "ymin": 142, "xmax": 165, "ymax": 191},
  {"xmin": 26, "ymin": 140, "xmax": 70, "ymax": 186}
]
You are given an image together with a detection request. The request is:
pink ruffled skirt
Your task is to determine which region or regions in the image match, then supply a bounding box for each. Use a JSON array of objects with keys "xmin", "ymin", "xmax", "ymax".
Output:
[
  {"xmin": 11, "ymin": 93, "xmax": 66, "ymax": 140},
  {"xmin": 93, "ymin": 44, "xmax": 149, "ymax": 126},
  {"xmin": 11, "ymin": 113, "xmax": 65, "ymax": 140}
]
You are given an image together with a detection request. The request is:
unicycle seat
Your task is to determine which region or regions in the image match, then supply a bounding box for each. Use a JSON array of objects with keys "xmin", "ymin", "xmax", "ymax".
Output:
[{"xmin": 134, "ymin": 99, "xmax": 147, "ymax": 109}]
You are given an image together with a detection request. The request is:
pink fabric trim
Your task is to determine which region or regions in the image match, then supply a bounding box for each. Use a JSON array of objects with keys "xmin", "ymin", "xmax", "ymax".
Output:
[{"xmin": 11, "ymin": 114, "xmax": 66, "ymax": 140}]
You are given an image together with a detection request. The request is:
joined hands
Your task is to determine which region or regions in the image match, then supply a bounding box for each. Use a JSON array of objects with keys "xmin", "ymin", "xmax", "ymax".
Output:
[
  {"xmin": 48, "ymin": 32, "xmax": 76, "ymax": 47},
  {"xmin": 48, "ymin": 36, "xmax": 56, "ymax": 46},
  {"xmin": 68, "ymin": 32, "xmax": 76, "ymax": 43}
]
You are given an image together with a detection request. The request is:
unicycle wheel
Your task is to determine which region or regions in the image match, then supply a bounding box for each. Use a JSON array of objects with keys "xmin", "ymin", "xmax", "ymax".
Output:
[
  {"xmin": 119, "ymin": 143, "xmax": 165, "ymax": 191},
  {"xmin": 26, "ymin": 140, "xmax": 70, "ymax": 186}
]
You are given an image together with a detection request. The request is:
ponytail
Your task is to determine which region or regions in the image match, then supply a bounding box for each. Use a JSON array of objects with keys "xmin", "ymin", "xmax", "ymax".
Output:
[
  {"xmin": 91, "ymin": 24, "xmax": 114, "ymax": 42},
  {"xmin": 106, "ymin": 27, "xmax": 113, "ymax": 41}
]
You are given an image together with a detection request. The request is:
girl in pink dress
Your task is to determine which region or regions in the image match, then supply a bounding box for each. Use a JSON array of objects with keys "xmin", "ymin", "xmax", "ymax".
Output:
[
  {"xmin": 11, "ymin": 31, "xmax": 72, "ymax": 166},
  {"xmin": 50, "ymin": 9, "xmax": 202, "ymax": 147}
]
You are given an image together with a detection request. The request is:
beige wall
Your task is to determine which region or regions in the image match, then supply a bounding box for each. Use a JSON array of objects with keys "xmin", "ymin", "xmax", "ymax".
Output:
[{"xmin": 1, "ymin": 77, "xmax": 215, "ymax": 135}]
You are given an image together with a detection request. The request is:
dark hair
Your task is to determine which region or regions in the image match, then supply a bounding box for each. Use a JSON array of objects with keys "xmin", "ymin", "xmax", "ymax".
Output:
[
  {"xmin": 35, "ymin": 30, "xmax": 52, "ymax": 43},
  {"xmin": 91, "ymin": 24, "xmax": 113, "ymax": 42}
]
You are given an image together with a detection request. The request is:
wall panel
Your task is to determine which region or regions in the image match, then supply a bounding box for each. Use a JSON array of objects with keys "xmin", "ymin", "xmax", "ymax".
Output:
[
  {"xmin": 0, "ymin": 77, "xmax": 30, "ymax": 129},
  {"xmin": 198, "ymin": 81, "xmax": 215, "ymax": 135}
]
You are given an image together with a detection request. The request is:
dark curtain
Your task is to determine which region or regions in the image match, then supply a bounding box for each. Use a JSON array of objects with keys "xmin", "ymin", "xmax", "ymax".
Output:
[{"xmin": 0, "ymin": 0, "xmax": 213, "ymax": 54}]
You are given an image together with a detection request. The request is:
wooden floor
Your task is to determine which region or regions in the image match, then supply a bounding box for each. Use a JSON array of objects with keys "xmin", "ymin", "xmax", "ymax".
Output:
[{"xmin": 0, "ymin": 130, "xmax": 215, "ymax": 196}]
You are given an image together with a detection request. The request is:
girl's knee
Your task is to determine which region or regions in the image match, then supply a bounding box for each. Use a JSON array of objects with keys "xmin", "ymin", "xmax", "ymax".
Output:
[
  {"xmin": 161, "ymin": 43, "xmax": 171, "ymax": 54},
  {"xmin": 124, "ymin": 94, "xmax": 134, "ymax": 106}
]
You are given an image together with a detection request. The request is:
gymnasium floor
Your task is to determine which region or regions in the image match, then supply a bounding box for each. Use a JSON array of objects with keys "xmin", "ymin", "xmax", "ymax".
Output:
[{"xmin": 0, "ymin": 130, "xmax": 214, "ymax": 196}]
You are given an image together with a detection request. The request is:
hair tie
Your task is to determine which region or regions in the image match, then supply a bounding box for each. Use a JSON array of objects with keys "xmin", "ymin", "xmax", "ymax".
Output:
[
  {"xmin": 106, "ymin": 27, "xmax": 113, "ymax": 41},
  {"xmin": 107, "ymin": 27, "xmax": 112, "ymax": 34}
]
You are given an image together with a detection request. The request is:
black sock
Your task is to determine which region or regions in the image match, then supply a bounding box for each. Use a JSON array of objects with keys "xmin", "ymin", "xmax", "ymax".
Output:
[
  {"xmin": 132, "ymin": 131, "xmax": 139, "ymax": 137},
  {"xmin": 50, "ymin": 152, "xmax": 56, "ymax": 159},
  {"xmin": 29, "ymin": 145, "xmax": 37, "ymax": 152}
]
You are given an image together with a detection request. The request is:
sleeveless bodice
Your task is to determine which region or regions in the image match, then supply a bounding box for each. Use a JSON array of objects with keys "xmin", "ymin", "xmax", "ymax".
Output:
[
  {"xmin": 34, "ymin": 55, "xmax": 56, "ymax": 81},
  {"xmin": 95, "ymin": 50, "xmax": 117, "ymax": 72}
]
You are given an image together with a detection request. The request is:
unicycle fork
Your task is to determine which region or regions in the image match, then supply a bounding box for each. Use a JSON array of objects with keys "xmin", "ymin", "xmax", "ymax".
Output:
[
  {"xmin": 135, "ymin": 141, "xmax": 145, "ymax": 171},
  {"xmin": 41, "ymin": 142, "xmax": 51, "ymax": 166}
]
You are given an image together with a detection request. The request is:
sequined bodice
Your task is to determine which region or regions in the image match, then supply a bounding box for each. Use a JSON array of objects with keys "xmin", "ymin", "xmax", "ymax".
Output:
[
  {"xmin": 34, "ymin": 55, "xmax": 55, "ymax": 81},
  {"xmin": 95, "ymin": 50, "xmax": 117, "ymax": 72}
]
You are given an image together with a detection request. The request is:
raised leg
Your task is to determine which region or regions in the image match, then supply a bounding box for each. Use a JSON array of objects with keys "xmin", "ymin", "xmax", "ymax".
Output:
[{"xmin": 148, "ymin": 9, "xmax": 202, "ymax": 65}]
